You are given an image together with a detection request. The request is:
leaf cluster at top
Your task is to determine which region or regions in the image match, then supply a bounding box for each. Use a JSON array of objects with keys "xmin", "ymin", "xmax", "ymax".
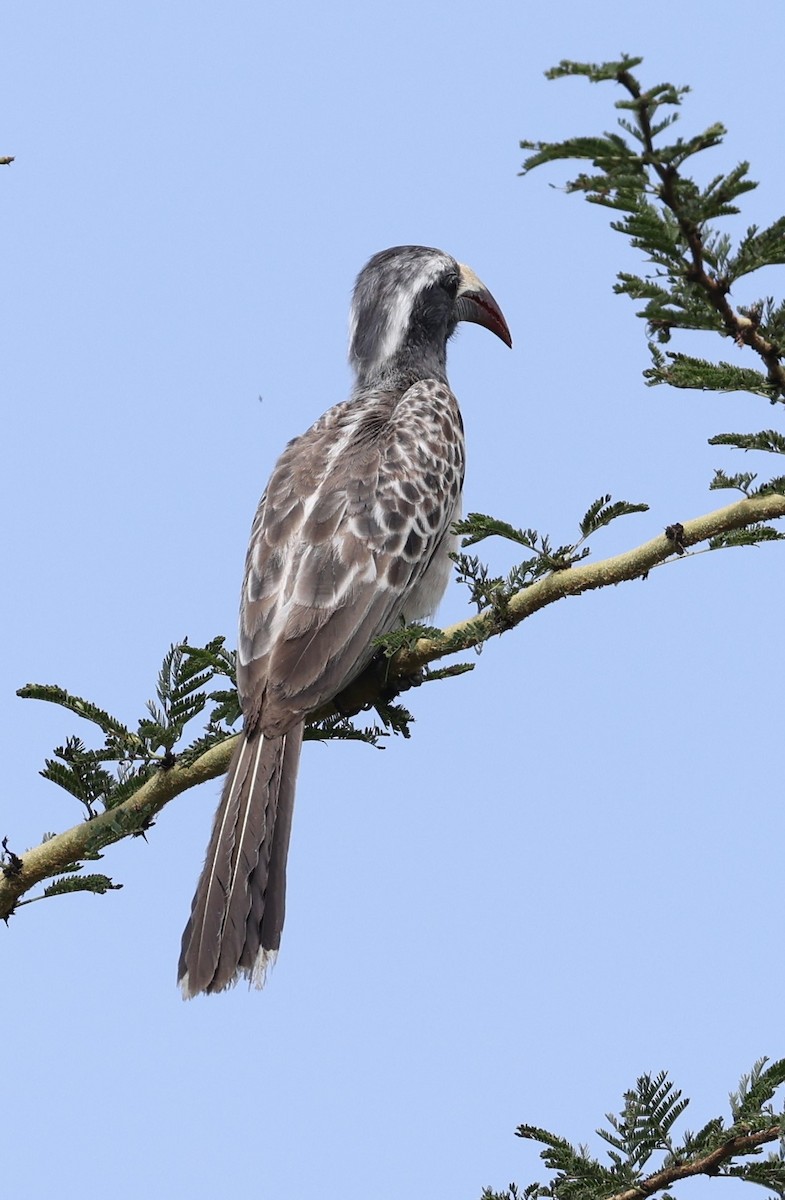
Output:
[
  {"xmin": 482, "ymin": 1059, "xmax": 785, "ymax": 1200},
  {"xmin": 520, "ymin": 53, "xmax": 785, "ymax": 506},
  {"xmin": 451, "ymin": 495, "xmax": 648, "ymax": 626}
]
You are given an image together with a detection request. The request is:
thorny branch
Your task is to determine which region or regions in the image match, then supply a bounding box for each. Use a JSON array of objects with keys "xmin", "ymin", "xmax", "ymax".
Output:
[
  {"xmin": 617, "ymin": 68, "xmax": 785, "ymax": 392},
  {"xmin": 3, "ymin": 488, "xmax": 784, "ymax": 920},
  {"xmin": 606, "ymin": 1126, "xmax": 782, "ymax": 1200}
]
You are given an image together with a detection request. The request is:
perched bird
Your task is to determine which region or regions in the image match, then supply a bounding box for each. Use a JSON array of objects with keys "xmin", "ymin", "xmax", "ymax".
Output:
[{"xmin": 178, "ymin": 245, "xmax": 511, "ymax": 998}]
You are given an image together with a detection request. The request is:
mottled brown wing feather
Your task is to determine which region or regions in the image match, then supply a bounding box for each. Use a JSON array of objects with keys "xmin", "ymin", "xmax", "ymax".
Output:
[{"xmin": 237, "ymin": 379, "xmax": 465, "ymax": 736}]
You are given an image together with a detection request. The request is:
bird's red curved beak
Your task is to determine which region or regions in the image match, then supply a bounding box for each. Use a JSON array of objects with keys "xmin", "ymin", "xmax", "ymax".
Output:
[{"xmin": 455, "ymin": 263, "xmax": 512, "ymax": 348}]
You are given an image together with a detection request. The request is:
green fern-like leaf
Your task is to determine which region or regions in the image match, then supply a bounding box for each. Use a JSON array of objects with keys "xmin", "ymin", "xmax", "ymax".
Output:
[
  {"xmin": 421, "ymin": 662, "xmax": 475, "ymax": 684},
  {"xmin": 544, "ymin": 55, "xmax": 646, "ymax": 84},
  {"xmin": 42, "ymin": 874, "xmax": 122, "ymax": 898},
  {"xmin": 727, "ymin": 217, "xmax": 785, "ymax": 281},
  {"xmin": 453, "ymin": 513, "xmax": 540, "ymax": 550},
  {"xmin": 105, "ymin": 763, "xmax": 156, "ymax": 808},
  {"xmin": 40, "ymin": 737, "xmax": 120, "ymax": 814},
  {"xmin": 373, "ymin": 699, "xmax": 415, "ymax": 740},
  {"xmin": 709, "ymin": 525, "xmax": 785, "ymax": 550},
  {"xmin": 517, "ymin": 1123, "xmax": 615, "ymax": 1197},
  {"xmin": 579, "ymin": 494, "xmax": 649, "ymax": 537},
  {"xmin": 756, "ymin": 475, "xmax": 785, "ymax": 495},
  {"xmin": 503, "ymin": 1062, "xmax": 784, "ymax": 1200},
  {"xmin": 598, "ymin": 1072, "xmax": 689, "ymax": 1172},
  {"xmin": 39, "ymin": 758, "xmax": 92, "ymax": 803},
  {"xmin": 724, "ymin": 1155, "xmax": 785, "ymax": 1194},
  {"xmin": 180, "ymin": 636, "xmax": 238, "ymax": 686},
  {"xmin": 372, "ymin": 623, "xmax": 444, "ymax": 657},
  {"xmin": 16, "ymin": 684, "xmax": 142, "ymax": 751},
  {"xmin": 206, "ymin": 687, "xmax": 242, "ymax": 727},
  {"xmin": 521, "ymin": 56, "xmax": 785, "ymax": 411},
  {"xmin": 709, "ymin": 430, "xmax": 785, "ymax": 454},
  {"xmin": 709, "ymin": 469, "xmax": 758, "ymax": 494},
  {"xmin": 168, "ymin": 692, "xmax": 208, "ymax": 726},
  {"xmin": 645, "ymin": 353, "xmax": 777, "ymax": 396},
  {"xmin": 681, "ymin": 1115, "xmax": 726, "ymax": 1156},
  {"xmin": 730, "ymin": 1058, "xmax": 785, "ymax": 1122},
  {"xmin": 177, "ymin": 725, "xmax": 238, "ymax": 767},
  {"xmin": 305, "ymin": 711, "xmax": 388, "ymax": 748}
]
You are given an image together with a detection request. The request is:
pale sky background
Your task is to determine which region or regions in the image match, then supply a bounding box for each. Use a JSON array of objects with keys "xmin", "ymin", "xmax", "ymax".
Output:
[{"xmin": 3, "ymin": 4, "xmax": 783, "ymax": 1199}]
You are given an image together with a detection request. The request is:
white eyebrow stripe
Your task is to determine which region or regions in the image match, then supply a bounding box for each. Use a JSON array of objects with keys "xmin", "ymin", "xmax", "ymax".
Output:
[
  {"xmin": 374, "ymin": 282, "xmax": 415, "ymax": 365},
  {"xmin": 349, "ymin": 252, "xmax": 453, "ymax": 374}
]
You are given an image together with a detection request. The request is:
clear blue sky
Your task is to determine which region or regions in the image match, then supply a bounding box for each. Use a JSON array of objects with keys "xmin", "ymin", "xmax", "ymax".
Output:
[{"xmin": 3, "ymin": 3, "xmax": 783, "ymax": 1198}]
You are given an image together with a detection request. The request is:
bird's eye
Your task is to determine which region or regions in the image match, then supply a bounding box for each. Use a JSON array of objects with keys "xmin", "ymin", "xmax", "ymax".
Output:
[{"xmin": 443, "ymin": 271, "xmax": 459, "ymax": 296}]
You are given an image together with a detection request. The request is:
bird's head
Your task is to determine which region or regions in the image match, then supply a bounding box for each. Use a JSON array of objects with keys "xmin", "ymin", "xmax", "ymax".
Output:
[{"xmin": 348, "ymin": 245, "xmax": 511, "ymax": 390}]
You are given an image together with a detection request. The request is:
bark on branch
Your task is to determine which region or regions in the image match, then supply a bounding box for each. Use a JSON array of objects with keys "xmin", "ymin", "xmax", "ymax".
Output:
[
  {"xmin": 605, "ymin": 1125, "xmax": 782, "ymax": 1200},
  {"xmin": 2, "ymin": 489, "xmax": 784, "ymax": 919}
]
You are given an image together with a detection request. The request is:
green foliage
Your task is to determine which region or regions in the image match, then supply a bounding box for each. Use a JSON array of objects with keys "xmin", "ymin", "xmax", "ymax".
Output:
[
  {"xmin": 645, "ymin": 346, "xmax": 778, "ymax": 398},
  {"xmin": 452, "ymin": 515, "xmax": 583, "ymax": 616},
  {"xmin": 40, "ymin": 874, "xmax": 122, "ymax": 900},
  {"xmin": 138, "ymin": 641, "xmax": 211, "ymax": 753},
  {"xmin": 482, "ymin": 1062, "xmax": 785, "ymax": 1200},
  {"xmin": 17, "ymin": 626, "xmax": 429, "ymax": 839},
  {"xmin": 18, "ymin": 637, "xmax": 241, "ymax": 821},
  {"xmin": 451, "ymin": 548, "xmax": 562, "ymax": 617},
  {"xmin": 372, "ymin": 623, "xmax": 444, "ymax": 657},
  {"xmin": 303, "ymin": 711, "xmax": 391, "ymax": 748},
  {"xmin": 521, "ymin": 51, "xmax": 785, "ymax": 561},
  {"xmin": 451, "ymin": 497, "xmax": 647, "ymax": 621},
  {"xmin": 15, "ymin": 685, "xmax": 143, "ymax": 749},
  {"xmin": 596, "ymin": 1071, "xmax": 688, "ymax": 1171},
  {"xmin": 421, "ymin": 661, "xmax": 475, "ymax": 684},
  {"xmin": 709, "ymin": 524, "xmax": 785, "ymax": 550},
  {"xmin": 730, "ymin": 1058, "xmax": 785, "ymax": 1124},
  {"xmin": 710, "ymin": 468, "xmax": 760, "ymax": 496},
  {"xmin": 369, "ymin": 698, "xmax": 416, "ymax": 741},
  {"xmin": 709, "ymin": 430, "xmax": 785, "ymax": 455},
  {"xmin": 521, "ymin": 53, "xmax": 785, "ymax": 422},
  {"xmin": 728, "ymin": 219, "xmax": 785, "ymax": 282},
  {"xmin": 453, "ymin": 514, "xmax": 543, "ymax": 550},
  {"xmin": 710, "ymin": 469, "xmax": 785, "ymax": 500},
  {"xmin": 11, "ymin": 639, "xmax": 245, "ymax": 905},
  {"xmin": 579, "ymin": 495, "xmax": 649, "ymax": 538}
]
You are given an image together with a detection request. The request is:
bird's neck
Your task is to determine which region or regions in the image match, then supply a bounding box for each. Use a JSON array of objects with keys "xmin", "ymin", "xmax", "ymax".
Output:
[{"xmin": 353, "ymin": 345, "xmax": 449, "ymax": 393}]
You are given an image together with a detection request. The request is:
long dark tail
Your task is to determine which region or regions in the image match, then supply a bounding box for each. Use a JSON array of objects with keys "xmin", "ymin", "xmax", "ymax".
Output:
[{"xmin": 178, "ymin": 722, "xmax": 304, "ymax": 998}]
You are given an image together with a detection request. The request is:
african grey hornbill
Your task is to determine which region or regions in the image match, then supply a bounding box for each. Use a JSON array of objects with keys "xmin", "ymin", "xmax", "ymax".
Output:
[{"xmin": 178, "ymin": 245, "xmax": 511, "ymax": 998}]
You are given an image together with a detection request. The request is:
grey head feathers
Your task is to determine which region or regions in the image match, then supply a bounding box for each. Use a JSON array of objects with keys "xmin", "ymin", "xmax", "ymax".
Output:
[{"xmin": 348, "ymin": 245, "xmax": 511, "ymax": 391}]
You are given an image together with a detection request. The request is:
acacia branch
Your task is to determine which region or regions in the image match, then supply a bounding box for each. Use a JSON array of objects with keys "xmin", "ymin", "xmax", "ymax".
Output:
[
  {"xmin": 606, "ymin": 1125, "xmax": 782, "ymax": 1200},
  {"xmin": 617, "ymin": 68, "xmax": 785, "ymax": 392},
  {"xmin": 0, "ymin": 737, "xmax": 239, "ymax": 918},
  {"xmin": 391, "ymin": 489, "xmax": 785, "ymax": 674},
  {"xmin": 3, "ymin": 489, "xmax": 784, "ymax": 919}
]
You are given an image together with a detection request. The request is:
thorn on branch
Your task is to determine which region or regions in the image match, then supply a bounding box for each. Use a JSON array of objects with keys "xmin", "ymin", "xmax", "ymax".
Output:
[
  {"xmin": 132, "ymin": 816, "xmax": 157, "ymax": 841},
  {"xmin": 665, "ymin": 522, "xmax": 687, "ymax": 555},
  {"xmin": 1, "ymin": 837, "xmax": 23, "ymax": 879}
]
